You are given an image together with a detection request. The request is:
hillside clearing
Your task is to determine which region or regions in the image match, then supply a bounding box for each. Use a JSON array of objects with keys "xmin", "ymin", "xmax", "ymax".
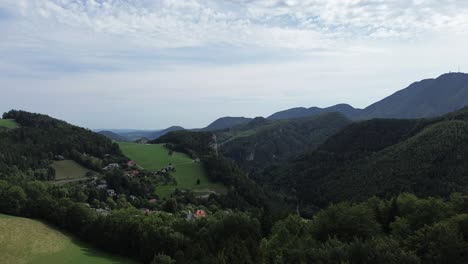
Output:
[
  {"xmin": 118, "ymin": 142, "xmax": 225, "ymax": 198},
  {"xmin": 0, "ymin": 214, "xmax": 135, "ymax": 264},
  {"xmin": 51, "ymin": 160, "xmax": 92, "ymax": 181},
  {"xmin": 0, "ymin": 119, "xmax": 19, "ymax": 129}
]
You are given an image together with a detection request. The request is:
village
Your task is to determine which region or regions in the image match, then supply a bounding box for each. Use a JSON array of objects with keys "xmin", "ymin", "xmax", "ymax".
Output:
[{"xmin": 81, "ymin": 158, "xmax": 207, "ymax": 220}]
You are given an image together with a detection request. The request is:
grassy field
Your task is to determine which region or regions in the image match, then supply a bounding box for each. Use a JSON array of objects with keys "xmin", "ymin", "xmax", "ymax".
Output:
[
  {"xmin": 0, "ymin": 119, "xmax": 19, "ymax": 129},
  {"xmin": 0, "ymin": 214, "xmax": 135, "ymax": 264},
  {"xmin": 51, "ymin": 160, "xmax": 92, "ymax": 181},
  {"xmin": 118, "ymin": 142, "xmax": 225, "ymax": 198}
]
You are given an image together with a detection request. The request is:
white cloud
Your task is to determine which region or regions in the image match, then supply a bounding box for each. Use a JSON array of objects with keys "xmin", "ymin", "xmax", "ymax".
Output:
[
  {"xmin": 1, "ymin": 0, "xmax": 468, "ymax": 128},
  {"xmin": 3, "ymin": 0, "xmax": 468, "ymax": 51}
]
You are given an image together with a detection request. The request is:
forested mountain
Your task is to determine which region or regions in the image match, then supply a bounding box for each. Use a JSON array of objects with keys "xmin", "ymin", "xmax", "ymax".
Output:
[
  {"xmin": 98, "ymin": 130, "xmax": 130, "ymax": 142},
  {"xmin": 267, "ymin": 73, "xmax": 468, "ymax": 122},
  {"xmin": 217, "ymin": 113, "xmax": 352, "ymax": 171},
  {"xmin": 268, "ymin": 104, "xmax": 361, "ymax": 120},
  {"xmin": 200, "ymin": 116, "xmax": 252, "ymax": 131},
  {"xmin": 358, "ymin": 72, "xmax": 468, "ymax": 119},
  {"xmin": 0, "ymin": 110, "xmax": 123, "ymax": 182},
  {"xmin": 262, "ymin": 107, "xmax": 468, "ymax": 214}
]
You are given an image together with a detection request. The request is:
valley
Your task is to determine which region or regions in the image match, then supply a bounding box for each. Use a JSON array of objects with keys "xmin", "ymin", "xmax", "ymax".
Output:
[{"xmin": 2, "ymin": 73, "xmax": 468, "ymax": 263}]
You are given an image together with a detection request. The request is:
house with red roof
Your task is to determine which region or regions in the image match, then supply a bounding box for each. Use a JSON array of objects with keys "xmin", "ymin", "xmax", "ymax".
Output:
[{"xmin": 194, "ymin": 210, "xmax": 206, "ymax": 218}]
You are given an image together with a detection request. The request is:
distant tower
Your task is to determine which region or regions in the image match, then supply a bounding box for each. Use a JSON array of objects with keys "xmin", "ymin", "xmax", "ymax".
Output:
[{"xmin": 212, "ymin": 134, "xmax": 218, "ymax": 157}]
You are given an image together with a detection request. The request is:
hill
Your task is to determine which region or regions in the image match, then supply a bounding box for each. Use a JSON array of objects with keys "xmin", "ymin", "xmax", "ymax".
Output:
[
  {"xmin": 0, "ymin": 214, "xmax": 134, "ymax": 264},
  {"xmin": 201, "ymin": 117, "xmax": 252, "ymax": 131},
  {"xmin": 358, "ymin": 72, "xmax": 468, "ymax": 119},
  {"xmin": 147, "ymin": 126, "xmax": 185, "ymax": 140},
  {"xmin": 0, "ymin": 110, "xmax": 123, "ymax": 182},
  {"xmin": 218, "ymin": 112, "xmax": 352, "ymax": 171},
  {"xmin": 98, "ymin": 131, "xmax": 129, "ymax": 142},
  {"xmin": 268, "ymin": 104, "xmax": 361, "ymax": 120},
  {"xmin": 118, "ymin": 142, "xmax": 225, "ymax": 198},
  {"xmin": 265, "ymin": 107, "xmax": 468, "ymax": 212}
]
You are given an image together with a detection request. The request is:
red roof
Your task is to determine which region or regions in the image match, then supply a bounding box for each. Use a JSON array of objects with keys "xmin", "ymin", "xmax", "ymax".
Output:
[
  {"xmin": 195, "ymin": 210, "xmax": 206, "ymax": 218},
  {"xmin": 127, "ymin": 160, "xmax": 136, "ymax": 166},
  {"xmin": 131, "ymin": 170, "xmax": 140, "ymax": 175}
]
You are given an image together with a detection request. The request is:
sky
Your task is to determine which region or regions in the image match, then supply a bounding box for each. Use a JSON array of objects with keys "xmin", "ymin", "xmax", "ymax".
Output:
[{"xmin": 1, "ymin": 0, "xmax": 468, "ymax": 129}]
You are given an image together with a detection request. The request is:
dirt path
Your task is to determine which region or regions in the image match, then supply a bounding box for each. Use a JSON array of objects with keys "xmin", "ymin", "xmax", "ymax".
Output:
[
  {"xmin": 136, "ymin": 160, "xmax": 195, "ymax": 171},
  {"xmin": 53, "ymin": 177, "xmax": 88, "ymax": 185}
]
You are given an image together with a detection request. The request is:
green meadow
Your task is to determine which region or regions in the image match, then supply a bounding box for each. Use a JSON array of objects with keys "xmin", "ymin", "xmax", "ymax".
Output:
[
  {"xmin": 0, "ymin": 119, "xmax": 19, "ymax": 129},
  {"xmin": 0, "ymin": 214, "xmax": 135, "ymax": 264},
  {"xmin": 52, "ymin": 160, "xmax": 92, "ymax": 181},
  {"xmin": 118, "ymin": 142, "xmax": 225, "ymax": 198}
]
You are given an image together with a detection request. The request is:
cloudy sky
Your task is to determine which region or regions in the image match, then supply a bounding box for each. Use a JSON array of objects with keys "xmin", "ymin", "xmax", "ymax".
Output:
[{"xmin": 1, "ymin": 0, "xmax": 468, "ymax": 129}]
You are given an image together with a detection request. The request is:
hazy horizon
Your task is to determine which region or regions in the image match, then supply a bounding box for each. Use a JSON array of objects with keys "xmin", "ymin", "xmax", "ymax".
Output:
[{"xmin": 1, "ymin": 1, "xmax": 468, "ymax": 129}]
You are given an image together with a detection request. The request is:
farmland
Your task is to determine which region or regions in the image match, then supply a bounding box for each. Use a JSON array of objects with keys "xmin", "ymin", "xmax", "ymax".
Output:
[
  {"xmin": 118, "ymin": 142, "xmax": 225, "ymax": 198},
  {"xmin": 0, "ymin": 119, "xmax": 19, "ymax": 129},
  {"xmin": 0, "ymin": 214, "xmax": 135, "ymax": 264},
  {"xmin": 52, "ymin": 160, "xmax": 92, "ymax": 181}
]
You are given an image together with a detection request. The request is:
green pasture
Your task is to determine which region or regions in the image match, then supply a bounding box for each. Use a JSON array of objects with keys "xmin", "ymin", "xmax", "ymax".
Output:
[
  {"xmin": 51, "ymin": 160, "xmax": 92, "ymax": 181},
  {"xmin": 0, "ymin": 214, "xmax": 135, "ymax": 264},
  {"xmin": 0, "ymin": 119, "xmax": 19, "ymax": 129},
  {"xmin": 118, "ymin": 142, "xmax": 225, "ymax": 198}
]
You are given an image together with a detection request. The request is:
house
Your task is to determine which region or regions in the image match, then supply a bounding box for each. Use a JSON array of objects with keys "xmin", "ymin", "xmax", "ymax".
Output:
[
  {"xmin": 148, "ymin": 198, "xmax": 157, "ymax": 203},
  {"xmin": 124, "ymin": 170, "xmax": 139, "ymax": 178},
  {"xmin": 141, "ymin": 208, "xmax": 155, "ymax": 215},
  {"xmin": 129, "ymin": 195, "xmax": 137, "ymax": 201},
  {"xmin": 96, "ymin": 208, "xmax": 110, "ymax": 216},
  {"xmin": 97, "ymin": 184, "xmax": 108, "ymax": 190},
  {"xmin": 103, "ymin": 163, "xmax": 119, "ymax": 171},
  {"xmin": 54, "ymin": 155, "xmax": 65, "ymax": 161},
  {"xmin": 127, "ymin": 160, "xmax": 136, "ymax": 167},
  {"xmin": 107, "ymin": 189, "xmax": 116, "ymax": 196},
  {"xmin": 194, "ymin": 210, "xmax": 206, "ymax": 218},
  {"xmin": 186, "ymin": 210, "xmax": 207, "ymax": 221}
]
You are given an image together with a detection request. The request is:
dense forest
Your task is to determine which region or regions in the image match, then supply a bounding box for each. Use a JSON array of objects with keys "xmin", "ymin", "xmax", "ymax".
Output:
[
  {"xmin": 2, "ymin": 176, "xmax": 468, "ymax": 263},
  {"xmin": 2, "ymin": 109, "xmax": 468, "ymax": 263},
  {"xmin": 217, "ymin": 113, "xmax": 351, "ymax": 173},
  {"xmin": 260, "ymin": 107, "xmax": 468, "ymax": 215}
]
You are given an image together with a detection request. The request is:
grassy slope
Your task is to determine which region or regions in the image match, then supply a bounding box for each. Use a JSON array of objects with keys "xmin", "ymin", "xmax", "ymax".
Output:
[
  {"xmin": 52, "ymin": 160, "xmax": 92, "ymax": 181},
  {"xmin": 118, "ymin": 142, "xmax": 225, "ymax": 198},
  {"xmin": 0, "ymin": 214, "xmax": 135, "ymax": 264},
  {"xmin": 0, "ymin": 119, "xmax": 19, "ymax": 129}
]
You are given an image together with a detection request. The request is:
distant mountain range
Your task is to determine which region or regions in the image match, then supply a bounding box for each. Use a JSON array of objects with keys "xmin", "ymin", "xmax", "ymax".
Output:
[
  {"xmin": 99, "ymin": 73, "xmax": 468, "ymax": 143},
  {"xmin": 268, "ymin": 72, "xmax": 468, "ymax": 121},
  {"xmin": 358, "ymin": 72, "xmax": 468, "ymax": 119},
  {"xmin": 98, "ymin": 131, "xmax": 130, "ymax": 142},
  {"xmin": 200, "ymin": 117, "xmax": 252, "ymax": 131},
  {"xmin": 268, "ymin": 104, "xmax": 361, "ymax": 120}
]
